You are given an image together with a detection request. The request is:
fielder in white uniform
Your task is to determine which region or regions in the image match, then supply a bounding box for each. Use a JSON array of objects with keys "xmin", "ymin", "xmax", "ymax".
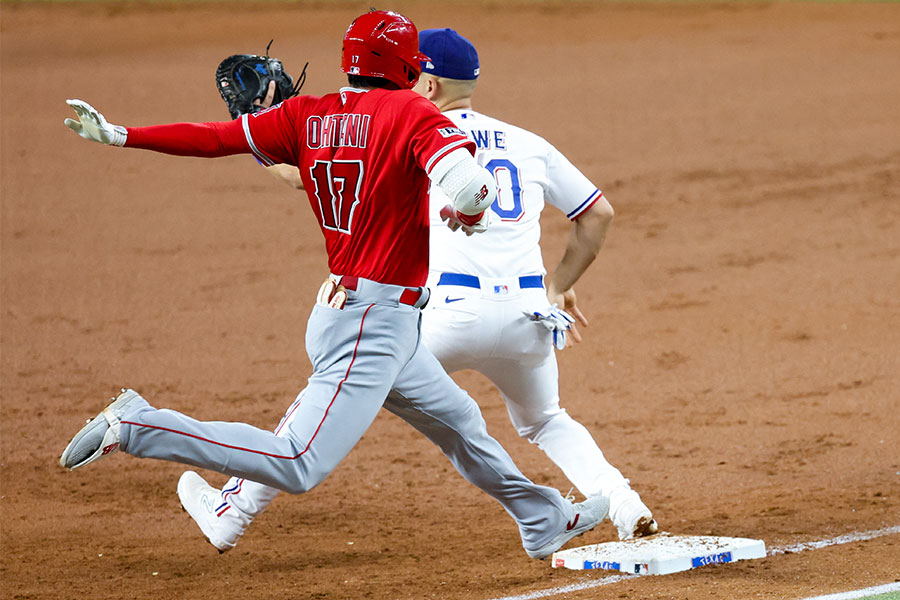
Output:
[
  {"xmin": 167, "ymin": 29, "xmax": 655, "ymax": 553},
  {"xmin": 414, "ymin": 29, "xmax": 657, "ymax": 541}
]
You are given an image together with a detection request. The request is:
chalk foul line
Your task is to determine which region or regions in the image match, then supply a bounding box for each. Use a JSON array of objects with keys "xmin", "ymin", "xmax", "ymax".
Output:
[
  {"xmin": 486, "ymin": 525, "xmax": 900, "ymax": 600},
  {"xmin": 768, "ymin": 524, "xmax": 900, "ymax": 556},
  {"xmin": 802, "ymin": 582, "xmax": 900, "ymax": 600}
]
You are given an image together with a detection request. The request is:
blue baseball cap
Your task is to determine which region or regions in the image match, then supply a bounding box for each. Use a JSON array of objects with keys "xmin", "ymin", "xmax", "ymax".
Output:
[{"xmin": 419, "ymin": 28, "xmax": 480, "ymax": 80}]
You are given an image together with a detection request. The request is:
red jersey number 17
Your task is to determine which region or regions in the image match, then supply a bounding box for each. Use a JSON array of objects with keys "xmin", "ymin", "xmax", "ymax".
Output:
[{"xmin": 310, "ymin": 160, "xmax": 363, "ymax": 234}]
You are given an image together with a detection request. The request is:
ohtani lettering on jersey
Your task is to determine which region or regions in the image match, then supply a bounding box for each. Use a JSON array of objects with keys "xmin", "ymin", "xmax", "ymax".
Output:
[{"xmin": 306, "ymin": 114, "xmax": 371, "ymax": 149}]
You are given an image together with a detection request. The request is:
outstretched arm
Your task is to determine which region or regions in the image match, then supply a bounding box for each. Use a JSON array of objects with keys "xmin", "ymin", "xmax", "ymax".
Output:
[
  {"xmin": 545, "ymin": 196, "xmax": 614, "ymax": 343},
  {"xmin": 64, "ymin": 99, "xmax": 249, "ymax": 157}
]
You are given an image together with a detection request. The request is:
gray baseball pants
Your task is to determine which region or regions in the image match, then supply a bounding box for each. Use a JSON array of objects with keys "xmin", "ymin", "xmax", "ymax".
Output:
[{"xmin": 117, "ymin": 276, "xmax": 572, "ymax": 552}]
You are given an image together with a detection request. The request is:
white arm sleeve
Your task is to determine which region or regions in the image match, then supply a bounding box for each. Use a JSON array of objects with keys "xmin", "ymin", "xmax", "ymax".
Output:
[{"xmin": 428, "ymin": 148, "xmax": 496, "ymax": 216}]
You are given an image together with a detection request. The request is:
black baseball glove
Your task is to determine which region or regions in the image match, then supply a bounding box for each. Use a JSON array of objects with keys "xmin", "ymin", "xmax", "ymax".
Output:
[{"xmin": 215, "ymin": 42, "xmax": 307, "ymax": 119}]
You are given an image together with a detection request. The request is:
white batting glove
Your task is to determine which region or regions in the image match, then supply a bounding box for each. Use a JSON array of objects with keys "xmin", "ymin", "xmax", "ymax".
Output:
[
  {"xmin": 439, "ymin": 205, "xmax": 490, "ymax": 236},
  {"xmin": 524, "ymin": 305, "xmax": 576, "ymax": 351},
  {"xmin": 64, "ymin": 99, "xmax": 127, "ymax": 146}
]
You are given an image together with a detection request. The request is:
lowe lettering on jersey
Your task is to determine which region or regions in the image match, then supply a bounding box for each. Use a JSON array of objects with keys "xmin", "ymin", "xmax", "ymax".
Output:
[
  {"xmin": 469, "ymin": 129, "xmax": 507, "ymax": 151},
  {"xmin": 306, "ymin": 114, "xmax": 371, "ymax": 149}
]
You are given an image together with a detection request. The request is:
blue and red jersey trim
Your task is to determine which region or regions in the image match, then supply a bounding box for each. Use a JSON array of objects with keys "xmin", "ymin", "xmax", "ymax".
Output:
[{"xmin": 567, "ymin": 189, "xmax": 603, "ymax": 221}]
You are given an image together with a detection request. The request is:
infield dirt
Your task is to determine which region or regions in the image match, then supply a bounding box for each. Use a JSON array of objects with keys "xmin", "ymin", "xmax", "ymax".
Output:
[{"xmin": 2, "ymin": 2, "xmax": 898, "ymax": 599}]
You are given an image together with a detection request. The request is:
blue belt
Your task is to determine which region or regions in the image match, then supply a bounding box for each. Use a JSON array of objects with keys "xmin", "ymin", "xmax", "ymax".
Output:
[{"xmin": 436, "ymin": 273, "xmax": 544, "ymax": 289}]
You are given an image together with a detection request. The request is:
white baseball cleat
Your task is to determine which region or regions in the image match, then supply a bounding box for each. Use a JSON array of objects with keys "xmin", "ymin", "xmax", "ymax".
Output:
[
  {"xmin": 59, "ymin": 388, "xmax": 143, "ymax": 470},
  {"xmin": 177, "ymin": 471, "xmax": 243, "ymax": 553},
  {"xmin": 609, "ymin": 486, "xmax": 659, "ymax": 540},
  {"xmin": 525, "ymin": 494, "xmax": 610, "ymax": 559}
]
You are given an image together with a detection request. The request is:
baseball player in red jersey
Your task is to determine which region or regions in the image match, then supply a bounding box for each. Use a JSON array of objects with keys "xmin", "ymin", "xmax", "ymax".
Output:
[
  {"xmin": 238, "ymin": 28, "xmax": 658, "ymax": 545},
  {"xmin": 59, "ymin": 10, "xmax": 608, "ymax": 560}
]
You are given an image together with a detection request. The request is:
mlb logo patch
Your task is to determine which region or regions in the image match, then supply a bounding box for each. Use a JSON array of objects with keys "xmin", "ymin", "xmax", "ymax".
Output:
[
  {"xmin": 438, "ymin": 126, "xmax": 466, "ymax": 138},
  {"xmin": 493, "ymin": 285, "xmax": 509, "ymax": 295}
]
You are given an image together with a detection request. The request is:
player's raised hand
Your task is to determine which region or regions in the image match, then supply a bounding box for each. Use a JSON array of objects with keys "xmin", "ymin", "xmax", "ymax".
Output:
[
  {"xmin": 64, "ymin": 100, "xmax": 127, "ymax": 146},
  {"xmin": 254, "ymin": 81, "xmax": 277, "ymax": 110}
]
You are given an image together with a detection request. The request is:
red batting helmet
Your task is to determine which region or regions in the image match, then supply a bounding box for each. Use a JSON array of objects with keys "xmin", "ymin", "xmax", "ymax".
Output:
[{"xmin": 341, "ymin": 10, "xmax": 430, "ymax": 89}]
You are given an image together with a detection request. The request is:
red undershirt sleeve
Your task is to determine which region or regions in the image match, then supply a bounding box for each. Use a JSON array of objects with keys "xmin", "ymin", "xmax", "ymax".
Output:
[{"xmin": 124, "ymin": 120, "xmax": 250, "ymax": 158}]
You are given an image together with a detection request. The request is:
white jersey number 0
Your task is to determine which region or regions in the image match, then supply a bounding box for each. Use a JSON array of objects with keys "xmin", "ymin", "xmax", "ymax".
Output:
[{"xmin": 486, "ymin": 159, "xmax": 524, "ymax": 221}]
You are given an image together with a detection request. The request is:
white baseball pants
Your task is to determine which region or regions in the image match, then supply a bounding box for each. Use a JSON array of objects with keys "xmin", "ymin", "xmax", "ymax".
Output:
[{"xmin": 421, "ymin": 271, "xmax": 629, "ymax": 499}]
